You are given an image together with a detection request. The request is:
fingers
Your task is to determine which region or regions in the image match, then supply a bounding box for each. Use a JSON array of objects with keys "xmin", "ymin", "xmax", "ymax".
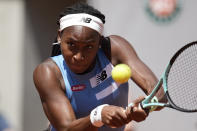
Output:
[
  {"xmin": 133, "ymin": 96, "xmax": 150, "ymax": 113},
  {"xmin": 101, "ymin": 105, "xmax": 131, "ymax": 128},
  {"xmin": 126, "ymin": 96, "xmax": 149, "ymax": 122},
  {"xmin": 101, "ymin": 96, "xmax": 149, "ymax": 129}
]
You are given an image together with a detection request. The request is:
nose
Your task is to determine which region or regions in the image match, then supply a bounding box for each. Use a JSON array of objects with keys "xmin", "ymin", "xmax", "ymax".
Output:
[{"xmin": 73, "ymin": 52, "xmax": 84, "ymax": 61}]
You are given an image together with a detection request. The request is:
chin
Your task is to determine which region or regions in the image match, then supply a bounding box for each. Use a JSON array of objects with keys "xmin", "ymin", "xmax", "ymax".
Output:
[
  {"xmin": 70, "ymin": 66, "xmax": 88, "ymax": 74},
  {"xmin": 69, "ymin": 62, "xmax": 94, "ymax": 74}
]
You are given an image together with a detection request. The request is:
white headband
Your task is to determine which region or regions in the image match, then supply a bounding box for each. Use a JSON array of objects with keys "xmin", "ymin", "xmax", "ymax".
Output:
[{"xmin": 59, "ymin": 13, "xmax": 104, "ymax": 35}]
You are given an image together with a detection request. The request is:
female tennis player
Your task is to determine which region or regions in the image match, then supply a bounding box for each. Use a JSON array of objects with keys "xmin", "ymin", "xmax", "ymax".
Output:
[{"xmin": 33, "ymin": 2, "xmax": 162, "ymax": 131}]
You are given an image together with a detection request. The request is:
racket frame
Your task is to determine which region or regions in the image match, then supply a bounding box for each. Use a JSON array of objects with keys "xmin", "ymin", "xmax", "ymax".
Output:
[
  {"xmin": 141, "ymin": 41, "xmax": 197, "ymax": 112},
  {"xmin": 141, "ymin": 63, "xmax": 170, "ymax": 108}
]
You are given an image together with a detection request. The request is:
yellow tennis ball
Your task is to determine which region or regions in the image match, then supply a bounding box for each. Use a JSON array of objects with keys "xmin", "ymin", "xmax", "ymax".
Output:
[{"xmin": 111, "ymin": 64, "xmax": 132, "ymax": 84}]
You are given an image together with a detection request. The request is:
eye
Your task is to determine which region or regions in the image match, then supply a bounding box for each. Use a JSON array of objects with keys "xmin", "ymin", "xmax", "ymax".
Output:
[
  {"xmin": 67, "ymin": 42, "xmax": 75, "ymax": 47},
  {"xmin": 86, "ymin": 45, "xmax": 93, "ymax": 49}
]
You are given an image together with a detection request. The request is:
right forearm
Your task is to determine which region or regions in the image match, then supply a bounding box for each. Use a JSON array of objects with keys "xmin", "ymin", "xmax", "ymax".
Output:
[
  {"xmin": 60, "ymin": 105, "xmax": 108, "ymax": 131},
  {"xmin": 56, "ymin": 116, "xmax": 98, "ymax": 131},
  {"xmin": 66, "ymin": 105, "xmax": 108, "ymax": 131},
  {"xmin": 67, "ymin": 116, "xmax": 98, "ymax": 131}
]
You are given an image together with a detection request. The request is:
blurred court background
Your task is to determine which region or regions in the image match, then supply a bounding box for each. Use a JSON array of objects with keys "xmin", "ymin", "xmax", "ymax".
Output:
[{"xmin": 0, "ymin": 0, "xmax": 197, "ymax": 131}]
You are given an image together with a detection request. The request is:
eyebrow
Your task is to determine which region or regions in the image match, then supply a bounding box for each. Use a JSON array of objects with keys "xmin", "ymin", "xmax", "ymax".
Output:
[{"xmin": 67, "ymin": 36, "xmax": 96, "ymax": 43}]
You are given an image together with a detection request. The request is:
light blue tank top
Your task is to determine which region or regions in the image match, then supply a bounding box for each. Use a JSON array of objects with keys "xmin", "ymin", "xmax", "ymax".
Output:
[{"xmin": 51, "ymin": 49, "xmax": 128, "ymax": 131}]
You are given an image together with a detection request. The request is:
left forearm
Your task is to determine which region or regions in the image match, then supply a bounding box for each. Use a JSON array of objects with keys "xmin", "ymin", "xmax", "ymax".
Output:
[{"xmin": 129, "ymin": 60, "xmax": 158, "ymax": 95}]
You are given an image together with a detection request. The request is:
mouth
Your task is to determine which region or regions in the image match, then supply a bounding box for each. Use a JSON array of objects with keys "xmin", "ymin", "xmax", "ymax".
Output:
[
  {"xmin": 72, "ymin": 62, "xmax": 87, "ymax": 67},
  {"xmin": 68, "ymin": 59, "xmax": 96, "ymax": 74},
  {"xmin": 70, "ymin": 63, "xmax": 88, "ymax": 73}
]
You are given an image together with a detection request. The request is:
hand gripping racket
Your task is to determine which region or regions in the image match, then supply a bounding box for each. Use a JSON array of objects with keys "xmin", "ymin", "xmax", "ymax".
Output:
[{"xmin": 129, "ymin": 41, "xmax": 197, "ymax": 112}]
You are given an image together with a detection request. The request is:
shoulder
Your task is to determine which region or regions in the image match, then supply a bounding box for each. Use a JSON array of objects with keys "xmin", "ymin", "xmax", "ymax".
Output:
[
  {"xmin": 33, "ymin": 58, "xmax": 59, "ymax": 81},
  {"xmin": 33, "ymin": 58, "xmax": 64, "ymax": 99},
  {"xmin": 107, "ymin": 35, "xmax": 138, "ymax": 65},
  {"xmin": 109, "ymin": 35, "xmax": 133, "ymax": 48}
]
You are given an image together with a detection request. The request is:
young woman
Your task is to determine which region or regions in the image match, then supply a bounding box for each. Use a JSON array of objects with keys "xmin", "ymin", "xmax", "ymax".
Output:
[{"xmin": 34, "ymin": 3, "xmax": 160, "ymax": 131}]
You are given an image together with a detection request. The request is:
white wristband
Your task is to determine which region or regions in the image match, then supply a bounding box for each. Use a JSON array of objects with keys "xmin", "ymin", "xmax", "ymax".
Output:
[{"xmin": 90, "ymin": 104, "xmax": 109, "ymax": 127}]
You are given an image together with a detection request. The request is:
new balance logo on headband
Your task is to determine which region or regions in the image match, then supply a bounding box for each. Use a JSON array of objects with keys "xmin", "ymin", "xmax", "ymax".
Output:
[
  {"xmin": 59, "ymin": 13, "xmax": 104, "ymax": 35},
  {"xmin": 83, "ymin": 18, "xmax": 92, "ymax": 23}
]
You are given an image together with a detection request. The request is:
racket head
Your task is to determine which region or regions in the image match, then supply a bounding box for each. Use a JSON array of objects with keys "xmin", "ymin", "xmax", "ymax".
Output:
[
  {"xmin": 165, "ymin": 41, "xmax": 197, "ymax": 112},
  {"xmin": 141, "ymin": 41, "xmax": 197, "ymax": 112}
]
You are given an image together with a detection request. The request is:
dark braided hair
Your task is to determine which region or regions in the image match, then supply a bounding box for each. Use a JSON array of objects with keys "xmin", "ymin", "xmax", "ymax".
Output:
[
  {"xmin": 51, "ymin": 3, "xmax": 107, "ymax": 57},
  {"xmin": 57, "ymin": 2, "xmax": 105, "ymax": 26}
]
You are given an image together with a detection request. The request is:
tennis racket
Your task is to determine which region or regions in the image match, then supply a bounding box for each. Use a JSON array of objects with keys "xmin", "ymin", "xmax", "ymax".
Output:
[{"xmin": 129, "ymin": 41, "xmax": 197, "ymax": 112}]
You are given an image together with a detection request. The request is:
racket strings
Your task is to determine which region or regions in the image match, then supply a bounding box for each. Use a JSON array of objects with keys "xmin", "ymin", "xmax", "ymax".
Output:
[{"xmin": 167, "ymin": 44, "xmax": 197, "ymax": 111}]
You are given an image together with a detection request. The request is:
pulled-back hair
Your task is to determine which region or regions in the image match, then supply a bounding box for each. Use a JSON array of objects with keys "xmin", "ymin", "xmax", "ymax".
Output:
[{"xmin": 57, "ymin": 2, "xmax": 105, "ymax": 26}]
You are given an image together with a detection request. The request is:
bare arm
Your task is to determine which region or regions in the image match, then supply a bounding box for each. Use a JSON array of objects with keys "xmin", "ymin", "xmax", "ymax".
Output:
[
  {"xmin": 109, "ymin": 35, "xmax": 166, "ymax": 110},
  {"xmin": 109, "ymin": 35, "xmax": 158, "ymax": 95},
  {"xmin": 33, "ymin": 59, "xmax": 97, "ymax": 131}
]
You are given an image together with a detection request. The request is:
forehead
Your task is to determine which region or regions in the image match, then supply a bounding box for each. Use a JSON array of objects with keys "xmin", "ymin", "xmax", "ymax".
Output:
[{"xmin": 62, "ymin": 26, "xmax": 100, "ymax": 41}]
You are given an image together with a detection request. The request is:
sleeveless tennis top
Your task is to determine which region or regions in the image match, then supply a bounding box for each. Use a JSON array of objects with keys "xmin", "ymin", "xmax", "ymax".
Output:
[{"xmin": 51, "ymin": 49, "xmax": 129, "ymax": 131}]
